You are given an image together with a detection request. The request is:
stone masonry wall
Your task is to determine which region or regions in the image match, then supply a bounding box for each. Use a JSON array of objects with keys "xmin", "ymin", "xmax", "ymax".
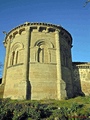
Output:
[
  {"xmin": 73, "ymin": 63, "xmax": 90, "ymax": 96},
  {"xmin": 1, "ymin": 22, "xmax": 73, "ymax": 100}
]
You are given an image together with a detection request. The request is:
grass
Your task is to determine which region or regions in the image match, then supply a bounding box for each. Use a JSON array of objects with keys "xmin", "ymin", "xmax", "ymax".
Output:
[{"xmin": 0, "ymin": 96, "xmax": 90, "ymax": 120}]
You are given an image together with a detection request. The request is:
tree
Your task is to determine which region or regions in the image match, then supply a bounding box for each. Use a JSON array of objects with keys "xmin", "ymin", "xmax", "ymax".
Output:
[{"xmin": 84, "ymin": 0, "xmax": 90, "ymax": 7}]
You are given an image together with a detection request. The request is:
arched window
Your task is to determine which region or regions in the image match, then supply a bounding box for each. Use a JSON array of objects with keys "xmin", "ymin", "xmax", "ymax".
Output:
[
  {"xmin": 11, "ymin": 51, "xmax": 15, "ymax": 65},
  {"xmin": 9, "ymin": 43, "xmax": 24, "ymax": 66},
  {"xmin": 36, "ymin": 42, "xmax": 50, "ymax": 63},
  {"xmin": 33, "ymin": 40, "xmax": 54, "ymax": 63},
  {"xmin": 16, "ymin": 51, "xmax": 18, "ymax": 64},
  {"xmin": 37, "ymin": 47, "xmax": 44, "ymax": 63}
]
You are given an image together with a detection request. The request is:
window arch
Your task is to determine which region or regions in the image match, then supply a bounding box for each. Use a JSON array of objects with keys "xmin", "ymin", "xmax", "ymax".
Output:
[
  {"xmin": 10, "ymin": 42, "xmax": 24, "ymax": 66},
  {"xmin": 34, "ymin": 40, "xmax": 54, "ymax": 63}
]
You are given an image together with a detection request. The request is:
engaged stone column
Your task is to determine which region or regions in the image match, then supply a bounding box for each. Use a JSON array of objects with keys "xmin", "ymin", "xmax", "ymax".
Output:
[
  {"xmin": 2, "ymin": 38, "xmax": 11, "ymax": 85},
  {"xmin": 24, "ymin": 27, "xmax": 30, "ymax": 81},
  {"xmin": 55, "ymin": 30, "xmax": 67, "ymax": 100},
  {"xmin": 18, "ymin": 26, "xmax": 30, "ymax": 100}
]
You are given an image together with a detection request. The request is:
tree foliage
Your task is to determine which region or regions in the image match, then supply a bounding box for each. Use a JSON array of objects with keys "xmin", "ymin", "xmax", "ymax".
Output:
[{"xmin": 84, "ymin": 0, "xmax": 90, "ymax": 7}]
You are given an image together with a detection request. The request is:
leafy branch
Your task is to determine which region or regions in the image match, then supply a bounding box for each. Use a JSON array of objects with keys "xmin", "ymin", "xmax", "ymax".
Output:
[{"xmin": 84, "ymin": 0, "xmax": 90, "ymax": 7}]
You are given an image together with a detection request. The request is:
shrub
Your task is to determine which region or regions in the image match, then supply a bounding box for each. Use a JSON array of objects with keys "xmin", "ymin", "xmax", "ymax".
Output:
[{"xmin": 0, "ymin": 97, "xmax": 90, "ymax": 120}]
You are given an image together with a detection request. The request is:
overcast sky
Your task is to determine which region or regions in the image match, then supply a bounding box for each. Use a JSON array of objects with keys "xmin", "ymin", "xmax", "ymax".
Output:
[{"xmin": 0, "ymin": 0, "xmax": 90, "ymax": 75}]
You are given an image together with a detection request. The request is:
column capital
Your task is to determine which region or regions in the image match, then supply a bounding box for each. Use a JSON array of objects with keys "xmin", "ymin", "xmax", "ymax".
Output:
[
  {"xmin": 55, "ymin": 29, "xmax": 60, "ymax": 33},
  {"xmin": 25, "ymin": 27, "xmax": 30, "ymax": 32}
]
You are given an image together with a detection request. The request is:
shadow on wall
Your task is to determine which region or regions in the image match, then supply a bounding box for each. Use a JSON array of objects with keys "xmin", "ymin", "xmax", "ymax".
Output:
[
  {"xmin": 62, "ymin": 68, "xmax": 73, "ymax": 99},
  {"xmin": 0, "ymin": 78, "xmax": 4, "ymax": 99},
  {"xmin": 26, "ymin": 80, "xmax": 31, "ymax": 100},
  {"xmin": 72, "ymin": 62, "xmax": 85, "ymax": 97},
  {"xmin": 0, "ymin": 78, "xmax": 2, "ymax": 84}
]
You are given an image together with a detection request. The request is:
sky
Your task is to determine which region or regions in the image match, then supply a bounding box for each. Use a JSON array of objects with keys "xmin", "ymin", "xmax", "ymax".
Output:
[{"xmin": 0, "ymin": 0, "xmax": 90, "ymax": 76}]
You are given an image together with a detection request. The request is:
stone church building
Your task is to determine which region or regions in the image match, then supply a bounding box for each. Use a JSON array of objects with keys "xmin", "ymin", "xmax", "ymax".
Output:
[{"xmin": 0, "ymin": 22, "xmax": 90, "ymax": 100}]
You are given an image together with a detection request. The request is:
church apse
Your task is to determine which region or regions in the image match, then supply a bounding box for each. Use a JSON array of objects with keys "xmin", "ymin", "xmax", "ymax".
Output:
[{"xmin": 2, "ymin": 22, "xmax": 74, "ymax": 100}]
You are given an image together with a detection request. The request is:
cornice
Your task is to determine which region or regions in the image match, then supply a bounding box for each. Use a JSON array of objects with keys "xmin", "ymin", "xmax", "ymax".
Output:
[{"xmin": 3, "ymin": 22, "xmax": 72, "ymax": 44}]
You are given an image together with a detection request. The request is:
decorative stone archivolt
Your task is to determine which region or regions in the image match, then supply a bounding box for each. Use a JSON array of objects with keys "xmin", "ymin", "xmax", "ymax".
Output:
[
  {"xmin": 11, "ymin": 42, "xmax": 24, "ymax": 51},
  {"xmin": 34, "ymin": 40, "xmax": 54, "ymax": 48},
  {"xmin": 9, "ymin": 42, "xmax": 24, "ymax": 66},
  {"xmin": 30, "ymin": 40, "xmax": 55, "ymax": 63}
]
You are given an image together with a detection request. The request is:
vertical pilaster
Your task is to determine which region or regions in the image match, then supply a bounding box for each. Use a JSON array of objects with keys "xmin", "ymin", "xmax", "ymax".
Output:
[
  {"xmin": 2, "ymin": 38, "xmax": 11, "ymax": 85},
  {"xmin": 18, "ymin": 26, "xmax": 30, "ymax": 99},
  {"xmin": 55, "ymin": 30, "xmax": 67, "ymax": 100},
  {"xmin": 24, "ymin": 27, "xmax": 30, "ymax": 81}
]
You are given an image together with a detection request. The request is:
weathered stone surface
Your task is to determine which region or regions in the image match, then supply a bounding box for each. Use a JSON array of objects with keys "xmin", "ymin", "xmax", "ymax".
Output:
[
  {"xmin": 73, "ymin": 62, "xmax": 90, "ymax": 96},
  {"xmin": 1, "ymin": 22, "xmax": 89, "ymax": 100}
]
